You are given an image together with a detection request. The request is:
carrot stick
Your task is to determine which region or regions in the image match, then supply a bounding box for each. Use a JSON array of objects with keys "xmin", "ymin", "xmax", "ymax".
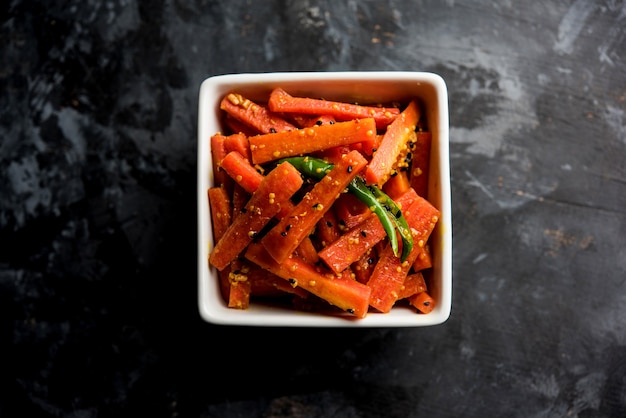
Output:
[
  {"xmin": 220, "ymin": 92, "xmax": 296, "ymax": 134},
  {"xmin": 412, "ymin": 244, "xmax": 433, "ymax": 272},
  {"xmin": 245, "ymin": 243, "xmax": 372, "ymax": 318},
  {"xmin": 248, "ymin": 266, "xmax": 309, "ymax": 298},
  {"xmin": 362, "ymin": 133, "xmax": 383, "ymax": 156},
  {"xmin": 403, "ymin": 194, "xmax": 440, "ymax": 254},
  {"xmin": 398, "ymin": 272, "xmax": 427, "ymax": 300},
  {"xmin": 291, "ymin": 114, "xmax": 337, "ymax": 128},
  {"xmin": 408, "ymin": 291, "xmax": 435, "ymax": 314},
  {"xmin": 315, "ymin": 208, "xmax": 342, "ymax": 248},
  {"xmin": 226, "ymin": 259, "xmax": 251, "ymax": 309},
  {"xmin": 318, "ymin": 213, "xmax": 387, "ymax": 275},
  {"xmin": 230, "ymin": 183, "xmax": 248, "ymax": 221},
  {"xmin": 209, "ymin": 162, "xmax": 303, "ymax": 271},
  {"xmin": 365, "ymin": 100, "xmax": 420, "ymax": 187},
  {"xmin": 382, "ymin": 170, "xmax": 411, "ymax": 200},
  {"xmin": 366, "ymin": 240, "xmax": 419, "ymax": 313},
  {"xmin": 268, "ymin": 87, "xmax": 400, "ymax": 129},
  {"xmin": 351, "ymin": 249, "xmax": 377, "ymax": 284},
  {"xmin": 313, "ymin": 144, "xmax": 354, "ymax": 165},
  {"xmin": 210, "ymin": 133, "xmax": 233, "ymax": 191},
  {"xmin": 409, "ymin": 131, "xmax": 432, "ymax": 197},
  {"xmin": 332, "ymin": 192, "xmax": 372, "ymax": 230},
  {"xmin": 207, "ymin": 187, "xmax": 232, "ymax": 241},
  {"xmin": 220, "ymin": 151, "xmax": 297, "ymax": 217},
  {"xmin": 220, "ymin": 151, "xmax": 263, "ymax": 194},
  {"xmin": 217, "ymin": 265, "xmax": 231, "ymax": 303},
  {"xmin": 261, "ymin": 150, "xmax": 368, "ymax": 264},
  {"xmin": 249, "ymin": 117, "xmax": 377, "ymax": 164},
  {"xmin": 294, "ymin": 233, "xmax": 320, "ymax": 264},
  {"xmin": 366, "ymin": 193, "xmax": 439, "ymax": 312},
  {"xmin": 208, "ymin": 187, "xmax": 233, "ymax": 302},
  {"xmin": 223, "ymin": 114, "xmax": 259, "ymax": 137},
  {"xmin": 223, "ymin": 132, "xmax": 252, "ymax": 162}
]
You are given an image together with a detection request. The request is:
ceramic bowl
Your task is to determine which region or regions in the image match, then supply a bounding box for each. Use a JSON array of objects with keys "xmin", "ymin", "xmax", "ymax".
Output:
[{"xmin": 197, "ymin": 71, "xmax": 451, "ymax": 327}]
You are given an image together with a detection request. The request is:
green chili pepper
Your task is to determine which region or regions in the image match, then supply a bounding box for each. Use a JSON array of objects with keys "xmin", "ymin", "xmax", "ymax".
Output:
[
  {"xmin": 279, "ymin": 156, "xmax": 413, "ymax": 261},
  {"xmin": 366, "ymin": 182, "xmax": 413, "ymax": 262},
  {"xmin": 348, "ymin": 176, "xmax": 403, "ymax": 260}
]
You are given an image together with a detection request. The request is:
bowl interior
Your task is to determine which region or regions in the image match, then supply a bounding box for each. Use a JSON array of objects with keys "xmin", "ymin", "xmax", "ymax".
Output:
[{"xmin": 198, "ymin": 72, "xmax": 451, "ymax": 327}]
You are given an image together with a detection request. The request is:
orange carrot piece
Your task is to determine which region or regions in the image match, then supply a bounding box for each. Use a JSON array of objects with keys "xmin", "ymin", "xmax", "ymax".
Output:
[
  {"xmin": 261, "ymin": 150, "xmax": 368, "ymax": 264},
  {"xmin": 366, "ymin": 240, "xmax": 419, "ymax": 313},
  {"xmin": 361, "ymin": 133, "xmax": 383, "ymax": 156},
  {"xmin": 268, "ymin": 87, "xmax": 400, "ymax": 129},
  {"xmin": 412, "ymin": 244, "xmax": 433, "ymax": 272},
  {"xmin": 223, "ymin": 132, "xmax": 252, "ymax": 162},
  {"xmin": 409, "ymin": 131, "xmax": 432, "ymax": 197},
  {"xmin": 408, "ymin": 291, "xmax": 435, "ymax": 314},
  {"xmin": 351, "ymin": 249, "xmax": 377, "ymax": 284},
  {"xmin": 365, "ymin": 100, "xmax": 420, "ymax": 187},
  {"xmin": 291, "ymin": 292, "xmax": 345, "ymax": 315},
  {"xmin": 230, "ymin": 183, "xmax": 249, "ymax": 221},
  {"xmin": 248, "ymin": 266, "xmax": 309, "ymax": 298},
  {"xmin": 208, "ymin": 187, "xmax": 233, "ymax": 302},
  {"xmin": 294, "ymin": 233, "xmax": 320, "ymax": 264},
  {"xmin": 249, "ymin": 117, "xmax": 377, "ymax": 164},
  {"xmin": 224, "ymin": 114, "xmax": 259, "ymax": 137},
  {"xmin": 217, "ymin": 265, "xmax": 232, "ymax": 303},
  {"xmin": 220, "ymin": 151, "xmax": 295, "ymax": 217},
  {"xmin": 247, "ymin": 267, "xmax": 284, "ymax": 298},
  {"xmin": 366, "ymin": 193, "xmax": 439, "ymax": 313},
  {"xmin": 322, "ymin": 135, "xmax": 380, "ymax": 159},
  {"xmin": 220, "ymin": 151, "xmax": 263, "ymax": 194},
  {"xmin": 226, "ymin": 259, "xmax": 251, "ymax": 309},
  {"xmin": 292, "ymin": 114, "xmax": 337, "ymax": 128},
  {"xmin": 220, "ymin": 93, "xmax": 296, "ymax": 134},
  {"xmin": 383, "ymin": 170, "xmax": 411, "ymax": 200},
  {"xmin": 332, "ymin": 192, "xmax": 372, "ymax": 230},
  {"xmin": 315, "ymin": 208, "xmax": 342, "ymax": 248},
  {"xmin": 319, "ymin": 214, "xmax": 387, "ymax": 275},
  {"xmin": 313, "ymin": 144, "xmax": 354, "ymax": 165},
  {"xmin": 208, "ymin": 187, "xmax": 232, "ymax": 241},
  {"xmin": 210, "ymin": 133, "xmax": 233, "ymax": 190},
  {"xmin": 398, "ymin": 272, "xmax": 427, "ymax": 300},
  {"xmin": 405, "ymin": 194, "xmax": 440, "ymax": 253},
  {"xmin": 209, "ymin": 162, "xmax": 303, "ymax": 271},
  {"xmin": 245, "ymin": 243, "xmax": 372, "ymax": 318}
]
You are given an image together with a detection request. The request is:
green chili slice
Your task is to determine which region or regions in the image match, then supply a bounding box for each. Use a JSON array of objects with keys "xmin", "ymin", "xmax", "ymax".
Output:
[{"xmin": 367, "ymin": 182, "xmax": 413, "ymax": 262}]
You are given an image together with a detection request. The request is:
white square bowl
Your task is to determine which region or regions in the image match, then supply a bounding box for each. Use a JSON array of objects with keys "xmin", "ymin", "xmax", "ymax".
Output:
[{"xmin": 197, "ymin": 71, "xmax": 451, "ymax": 327}]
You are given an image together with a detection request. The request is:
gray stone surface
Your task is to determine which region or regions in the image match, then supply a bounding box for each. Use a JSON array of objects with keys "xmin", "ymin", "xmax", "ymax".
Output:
[{"xmin": 2, "ymin": 1, "xmax": 625, "ymax": 416}]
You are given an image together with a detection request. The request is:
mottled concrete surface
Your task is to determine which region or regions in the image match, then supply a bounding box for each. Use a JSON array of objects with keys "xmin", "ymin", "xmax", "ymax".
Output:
[{"xmin": 1, "ymin": 1, "xmax": 625, "ymax": 417}]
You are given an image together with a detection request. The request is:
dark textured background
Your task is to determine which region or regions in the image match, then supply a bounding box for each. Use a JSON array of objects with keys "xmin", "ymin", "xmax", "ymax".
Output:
[{"xmin": 2, "ymin": 1, "xmax": 626, "ymax": 417}]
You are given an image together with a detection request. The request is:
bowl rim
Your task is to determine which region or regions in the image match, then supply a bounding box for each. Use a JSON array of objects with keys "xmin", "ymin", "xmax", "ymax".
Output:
[{"xmin": 197, "ymin": 71, "xmax": 452, "ymax": 327}]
